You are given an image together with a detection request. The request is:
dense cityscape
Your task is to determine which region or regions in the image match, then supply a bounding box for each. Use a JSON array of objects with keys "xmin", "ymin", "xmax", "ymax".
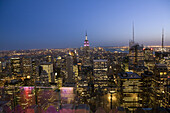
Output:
[
  {"xmin": 0, "ymin": 31, "xmax": 170, "ymax": 113},
  {"xmin": 1, "ymin": 0, "xmax": 170, "ymax": 113}
]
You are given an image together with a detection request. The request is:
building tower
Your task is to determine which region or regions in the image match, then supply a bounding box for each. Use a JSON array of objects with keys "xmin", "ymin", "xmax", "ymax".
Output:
[
  {"xmin": 162, "ymin": 28, "xmax": 164, "ymax": 52},
  {"xmin": 84, "ymin": 32, "xmax": 90, "ymax": 49},
  {"xmin": 11, "ymin": 57, "xmax": 22, "ymax": 78},
  {"xmin": 83, "ymin": 32, "xmax": 91, "ymax": 66},
  {"xmin": 129, "ymin": 22, "xmax": 135, "ymax": 48},
  {"xmin": 133, "ymin": 21, "xmax": 135, "ymax": 43},
  {"xmin": 40, "ymin": 63, "xmax": 54, "ymax": 83},
  {"xmin": 66, "ymin": 52, "xmax": 74, "ymax": 83}
]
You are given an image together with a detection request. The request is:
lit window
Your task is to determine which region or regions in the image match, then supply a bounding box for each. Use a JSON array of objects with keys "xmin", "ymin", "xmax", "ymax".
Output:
[{"xmin": 160, "ymin": 72, "xmax": 163, "ymax": 75}]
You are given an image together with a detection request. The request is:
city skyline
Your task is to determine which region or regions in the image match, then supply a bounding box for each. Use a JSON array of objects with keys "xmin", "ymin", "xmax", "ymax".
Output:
[{"xmin": 0, "ymin": 0, "xmax": 170, "ymax": 50}]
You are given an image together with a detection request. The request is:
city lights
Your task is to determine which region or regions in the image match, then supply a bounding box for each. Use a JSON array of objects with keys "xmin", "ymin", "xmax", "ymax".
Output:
[{"xmin": 0, "ymin": 0, "xmax": 170, "ymax": 113}]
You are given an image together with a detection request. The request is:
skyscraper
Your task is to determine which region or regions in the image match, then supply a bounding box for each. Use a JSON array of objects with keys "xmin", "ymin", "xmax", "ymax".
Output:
[
  {"xmin": 22, "ymin": 57, "xmax": 32, "ymax": 78},
  {"xmin": 84, "ymin": 32, "xmax": 90, "ymax": 50},
  {"xmin": 66, "ymin": 52, "xmax": 74, "ymax": 83},
  {"xmin": 128, "ymin": 44, "xmax": 144, "ymax": 72},
  {"xmin": 83, "ymin": 32, "xmax": 92, "ymax": 66},
  {"xmin": 117, "ymin": 72, "xmax": 142, "ymax": 111},
  {"xmin": 93, "ymin": 59, "xmax": 108, "ymax": 90},
  {"xmin": 152, "ymin": 64, "xmax": 168, "ymax": 107},
  {"xmin": 11, "ymin": 57, "xmax": 22, "ymax": 78},
  {"xmin": 40, "ymin": 63, "xmax": 54, "ymax": 83}
]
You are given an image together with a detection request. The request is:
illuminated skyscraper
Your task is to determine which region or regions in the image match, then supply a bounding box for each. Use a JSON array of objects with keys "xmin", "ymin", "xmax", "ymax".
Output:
[
  {"xmin": 128, "ymin": 23, "xmax": 145, "ymax": 72},
  {"xmin": 141, "ymin": 71, "xmax": 153, "ymax": 107},
  {"xmin": 93, "ymin": 59, "xmax": 108, "ymax": 90},
  {"xmin": 152, "ymin": 64, "xmax": 168, "ymax": 107},
  {"xmin": 32, "ymin": 59, "xmax": 39, "ymax": 79},
  {"xmin": 66, "ymin": 52, "xmax": 74, "ymax": 83},
  {"xmin": 143, "ymin": 47, "xmax": 155, "ymax": 70},
  {"xmin": 40, "ymin": 63, "xmax": 54, "ymax": 83},
  {"xmin": 129, "ymin": 44, "xmax": 144, "ymax": 72},
  {"xmin": 83, "ymin": 32, "xmax": 92, "ymax": 66},
  {"xmin": 84, "ymin": 32, "xmax": 90, "ymax": 49},
  {"xmin": 11, "ymin": 57, "xmax": 22, "ymax": 78},
  {"xmin": 117, "ymin": 72, "xmax": 142, "ymax": 111},
  {"xmin": 22, "ymin": 57, "xmax": 32, "ymax": 78},
  {"xmin": 56, "ymin": 56, "xmax": 62, "ymax": 68}
]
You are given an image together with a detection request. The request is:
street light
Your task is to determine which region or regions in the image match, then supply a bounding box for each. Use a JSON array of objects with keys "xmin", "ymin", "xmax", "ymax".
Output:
[{"xmin": 109, "ymin": 91, "xmax": 115, "ymax": 110}]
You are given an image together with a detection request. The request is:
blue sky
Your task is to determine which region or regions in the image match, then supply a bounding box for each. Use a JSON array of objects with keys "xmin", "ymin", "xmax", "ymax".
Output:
[{"xmin": 0, "ymin": 0, "xmax": 170, "ymax": 50}]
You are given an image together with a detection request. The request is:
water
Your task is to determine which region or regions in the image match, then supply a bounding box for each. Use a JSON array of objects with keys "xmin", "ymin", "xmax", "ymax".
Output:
[{"xmin": 105, "ymin": 48, "xmax": 129, "ymax": 53}]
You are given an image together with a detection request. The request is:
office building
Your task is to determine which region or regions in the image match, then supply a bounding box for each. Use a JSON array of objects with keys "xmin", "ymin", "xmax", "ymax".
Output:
[
  {"xmin": 152, "ymin": 64, "xmax": 168, "ymax": 107},
  {"xmin": 66, "ymin": 53, "xmax": 74, "ymax": 83},
  {"xmin": 40, "ymin": 63, "xmax": 54, "ymax": 83},
  {"xmin": 11, "ymin": 58, "xmax": 22, "ymax": 78},
  {"xmin": 117, "ymin": 72, "xmax": 142, "ymax": 111},
  {"xmin": 141, "ymin": 71, "xmax": 153, "ymax": 107},
  {"xmin": 129, "ymin": 44, "xmax": 145, "ymax": 73},
  {"xmin": 22, "ymin": 57, "xmax": 32, "ymax": 78},
  {"xmin": 143, "ymin": 47, "xmax": 155, "ymax": 70},
  {"xmin": 93, "ymin": 59, "xmax": 108, "ymax": 90}
]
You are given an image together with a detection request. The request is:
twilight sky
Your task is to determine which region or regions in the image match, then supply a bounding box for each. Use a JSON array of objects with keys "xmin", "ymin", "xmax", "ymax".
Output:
[{"xmin": 0, "ymin": 0, "xmax": 170, "ymax": 50}]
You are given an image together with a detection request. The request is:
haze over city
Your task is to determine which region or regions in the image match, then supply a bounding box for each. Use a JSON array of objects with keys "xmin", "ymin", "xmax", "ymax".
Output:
[{"xmin": 0, "ymin": 0, "xmax": 170, "ymax": 50}]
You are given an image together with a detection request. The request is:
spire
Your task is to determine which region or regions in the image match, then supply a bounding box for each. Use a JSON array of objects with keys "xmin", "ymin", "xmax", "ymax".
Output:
[
  {"xmin": 132, "ymin": 21, "xmax": 134, "ymax": 42},
  {"xmin": 85, "ymin": 31, "xmax": 88, "ymax": 40},
  {"xmin": 162, "ymin": 28, "xmax": 164, "ymax": 51}
]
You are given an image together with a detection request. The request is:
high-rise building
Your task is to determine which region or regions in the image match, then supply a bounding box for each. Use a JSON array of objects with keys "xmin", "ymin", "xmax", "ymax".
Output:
[
  {"xmin": 39, "ymin": 68, "xmax": 49, "ymax": 85},
  {"xmin": 56, "ymin": 56, "xmax": 62, "ymax": 68},
  {"xmin": 46, "ymin": 55, "xmax": 52, "ymax": 63},
  {"xmin": 84, "ymin": 32, "xmax": 90, "ymax": 50},
  {"xmin": 11, "ymin": 58, "xmax": 22, "ymax": 78},
  {"xmin": 152, "ymin": 64, "xmax": 168, "ymax": 107},
  {"xmin": 163, "ymin": 84, "xmax": 170, "ymax": 108},
  {"xmin": 83, "ymin": 32, "xmax": 92, "ymax": 66},
  {"xmin": 128, "ymin": 23, "xmax": 145, "ymax": 73},
  {"xmin": 141, "ymin": 71, "xmax": 153, "ymax": 107},
  {"xmin": 40, "ymin": 63, "xmax": 54, "ymax": 83},
  {"xmin": 129, "ymin": 44, "xmax": 144, "ymax": 72},
  {"xmin": 32, "ymin": 59, "xmax": 39, "ymax": 79},
  {"xmin": 143, "ymin": 48, "xmax": 154, "ymax": 61},
  {"xmin": 143, "ymin": 47, "xmax": 155, "ymax": 70},
  {"xmin": 66, "ymin": 53, "xmax": 74, "ymax": 84},
  {"xmin": 117, "ymin": 72, "xmax": 142, "ymax": 112},
  {"xmin": 93, "ymin": 59, "xmax": 108, "ymax": 90},
  {"xmin": 77, "ymin": 65, "xmax": 93, "ymax": 103},
  {"xmin": 22, "ymin": 57, "xmax": 32, "ymax": 78}
]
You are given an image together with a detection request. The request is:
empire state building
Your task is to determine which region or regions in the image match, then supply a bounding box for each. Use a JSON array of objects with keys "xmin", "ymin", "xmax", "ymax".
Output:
[{"xmin": 84, "ymin": 32, "xmax": 90, "ymax": 49}]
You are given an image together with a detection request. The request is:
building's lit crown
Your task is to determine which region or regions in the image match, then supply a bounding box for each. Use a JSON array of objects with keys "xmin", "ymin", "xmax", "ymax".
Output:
[{"xmin": 84, "ymin": 33, "xmax": 89, "ymax": 47}]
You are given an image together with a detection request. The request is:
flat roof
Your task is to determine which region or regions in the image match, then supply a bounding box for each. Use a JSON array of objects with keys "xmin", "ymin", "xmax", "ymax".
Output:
[
  {"xmin": 118, "ymin": 72, "xmax": 142, "ymax": 79},
  {"xmin": 93, "ymin": 59, "xmax": 107, "ymax": 62}
]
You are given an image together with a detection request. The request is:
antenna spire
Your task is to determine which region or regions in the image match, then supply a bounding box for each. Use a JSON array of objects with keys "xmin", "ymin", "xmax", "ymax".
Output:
[
  {"xmin": 85, "ymin": 31, "xmax": 88, "ymax": 40},
  {"xmin": 162, "ymin": 28, "xmax": 164, "ymax": 52},
  {"xmin": 133, "ymin": 21, "xmax": 134, "ymax": 42}
]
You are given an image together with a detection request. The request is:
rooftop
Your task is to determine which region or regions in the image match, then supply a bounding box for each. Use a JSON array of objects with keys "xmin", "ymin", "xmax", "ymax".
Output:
[
  {"xmin": 93, "ymin": 59, "xmax": 107, "ymax": 62},
  {"xmin": 118, "ymin": 72, "xmax": 142, "ymax": 79}
]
